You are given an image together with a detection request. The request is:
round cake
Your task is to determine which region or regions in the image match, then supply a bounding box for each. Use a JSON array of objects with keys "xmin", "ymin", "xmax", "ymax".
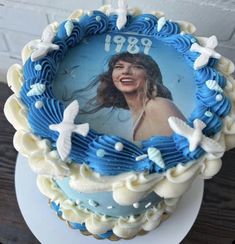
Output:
[{"xmin": 4, "ymin": 1, "xmax": 235, "ymax": 241}]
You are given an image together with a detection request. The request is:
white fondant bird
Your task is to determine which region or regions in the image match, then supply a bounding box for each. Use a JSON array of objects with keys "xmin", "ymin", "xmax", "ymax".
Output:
[
  {"xmin": 49, "ymin": 100, "xmax": 89, "ymax": 161},
  {"xmin": 190, "ymin": 35, "xmax": 221, "ymax": 70},
  {"xmin": 115, "ymin": 0, "xmax": 128, "ymax": 30},
  {"xmin": 29, "ymin": 23, "xmax": 60, "ymax": 62},
  {"xmin": 168, "ymin": 116, "xmax": 224, "ymax": 154}
]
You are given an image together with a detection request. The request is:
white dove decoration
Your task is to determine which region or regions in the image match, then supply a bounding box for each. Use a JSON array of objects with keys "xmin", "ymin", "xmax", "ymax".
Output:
[
  {"xmin": 29, "ymin": 23, "xmax": 60, "ymax": 62},
  {"xmin": 190, "ymin": 35, "xmax": 221, "ymax": 70},
  {"xmin": 168, "ymin": 116, "xmax": 224, "ymax": 155},
  {"xmin": 49, "ymin": 100, "xmax": 89, "ymax": 161},
  {"xmin": 115, "ymin": 0, "xmax": 128, "ymax": 30}
]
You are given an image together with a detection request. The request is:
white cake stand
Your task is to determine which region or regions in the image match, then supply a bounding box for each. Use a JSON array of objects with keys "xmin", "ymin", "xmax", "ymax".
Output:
[{"xmin": 15, "ymin": 154, "xmax": 204, "ymax": 244}]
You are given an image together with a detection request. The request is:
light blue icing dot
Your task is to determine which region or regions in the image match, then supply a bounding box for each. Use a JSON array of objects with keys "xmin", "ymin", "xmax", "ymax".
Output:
[
  {"xmin": 205, "ymin": 111, "xmax": 213, "ymax": 117},
  {"xmin": 216, "ymin": 94, "xmax": 223, "ymax": 102},
  {"xmin": 145, "ymin": 17, "xmax": 150, "ymax": 21},
  {"xmin": 96, "ymin": 149, "xmax": 106, "ymax": 158},
  {"xmin": 88, "ymin": 199, "xmax": 99, "ymax": 207},
  {"xmin": 34, "ymin": 64, "xmax": 42, "ymax": 71},
  {"xmin": 191, "ymin": 38, "xmax": 197, "ymax": 43},
  {"xmin": 107, "ymin": 206, "xmax": 114, "ymax": 209},
  {"xmin": 35, "ymin": 101, "xmax": 43, "ymax": 109},
  {"xmin": 96, "ymin": 16, "xmax": 101, "ymax": 22}
]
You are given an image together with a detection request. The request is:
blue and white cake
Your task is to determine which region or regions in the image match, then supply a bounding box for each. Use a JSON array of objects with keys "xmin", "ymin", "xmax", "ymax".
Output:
[{"xmin": 4, "ymin": 1, "xmax": 235, "ymax": 240}]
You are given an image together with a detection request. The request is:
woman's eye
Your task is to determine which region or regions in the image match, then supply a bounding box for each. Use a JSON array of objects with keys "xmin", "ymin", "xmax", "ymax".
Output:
[{"xmin": 114, "ymin": 65, "xmax": 123, "ymax": 69}]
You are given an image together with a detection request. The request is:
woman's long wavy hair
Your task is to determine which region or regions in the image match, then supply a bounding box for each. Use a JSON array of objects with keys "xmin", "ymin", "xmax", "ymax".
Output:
[{"xmin": 64, "ymin": 52, "xmax": 172, "ymax": 113}]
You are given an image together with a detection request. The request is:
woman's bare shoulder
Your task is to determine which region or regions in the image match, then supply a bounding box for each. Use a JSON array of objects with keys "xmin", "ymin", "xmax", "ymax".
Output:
[
  {"xmin": 147, "ymin": 97, "xmax": 175, "ymax": 109},
  {"xmin": 147, "ymin": 97, "xmax": 186, "ymax": 120}
]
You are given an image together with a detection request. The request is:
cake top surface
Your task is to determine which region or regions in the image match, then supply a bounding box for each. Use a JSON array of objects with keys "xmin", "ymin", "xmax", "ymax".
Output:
[{"xmin": 4, "ymin": 0, "xmax": 235, "ymax": 191}]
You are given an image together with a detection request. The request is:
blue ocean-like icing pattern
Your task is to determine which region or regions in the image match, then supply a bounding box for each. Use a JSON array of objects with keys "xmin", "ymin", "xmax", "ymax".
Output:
[{"xmin": 20, "ymin": 11, "xmax": 231, "ymax": 176}]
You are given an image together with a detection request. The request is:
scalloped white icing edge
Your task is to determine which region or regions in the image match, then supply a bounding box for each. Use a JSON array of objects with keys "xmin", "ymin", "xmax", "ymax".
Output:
[
  {"xmin": 3, "ymin": 7, "xmax": 235, "ymax": 239},
  {"xmin": 37, "ymin": 174, "xmax": 179, "ymax": 238}
]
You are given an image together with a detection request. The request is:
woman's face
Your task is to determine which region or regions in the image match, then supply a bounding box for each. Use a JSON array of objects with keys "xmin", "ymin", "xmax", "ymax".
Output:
[{"xmin": 112, "ymin": 60, "xmax": 147, "ymax": 94}]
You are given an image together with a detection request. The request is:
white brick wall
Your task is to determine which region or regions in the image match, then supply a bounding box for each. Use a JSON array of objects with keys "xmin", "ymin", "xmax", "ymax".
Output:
[
  {"xmin": 0, "ymin": 0, "xmax": 104, "ymax": 80},
  {"xmin": 0, "ymin": 0, "xmax": 235, "ymax": 81}
]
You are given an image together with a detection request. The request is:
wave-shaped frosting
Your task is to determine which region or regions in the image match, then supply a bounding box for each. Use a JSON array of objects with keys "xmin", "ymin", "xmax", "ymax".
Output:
[
  {"xmin": 85, "ymin": 135, "xmax": 153, "ymax": 175},
  {"xmin": 163, "ymin": 34, "xmax": 194, "ymax": 54},
  {"xmin": 189, "ymin": 105, "xmax": 223, "ymax": 136},
  {"xmin": 195, "ymin": 67, "xmax": 227, "ymax": 87},
  {"xmin": 107, "ymin": 14, "xmax": 132, "ymax": 32},
  {"xmin": 24, "ymin": 57, "xmax": 58, "ymax": 82},
  {"xmin": 28, "ymin": 98, "xmax": 63, "ymax": 140},
  {"xmin": 79, "ymin": 11, "xmax": 108, "ymax": 36},
  {"xmin": 48, "ymin": 39, "xmax": 68, "ymax": 63},
  {"xmin": 64, "ymin": 22, "xmax": 85, "ymax": 48},
  {"xmin": 173, "ymin": 133, "xmax": 205, "ymax": 160},
  {"xmin": 153, "ymin": 20, "xmax": 180, "ymax": 38},
  {"xmin": 125, "ymin": 14, "xmax": 158, "ymax": 35},
  {"xmin": 195, "ymin": 85, "xmax": 231, "ymax": 117},
  {"xmin": 142, "ymin": 136, "xmax": 188, "ymax": 172}
]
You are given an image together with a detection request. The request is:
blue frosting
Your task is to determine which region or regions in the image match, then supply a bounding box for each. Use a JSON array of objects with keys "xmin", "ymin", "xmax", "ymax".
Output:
[
  {"xmin": 55, "ymin": 177, "xmax": 162, "ymax": 217},
  {"xmin": 20, "ymin": 11, "xmax": 231, "ymax": 176},
  {"xmin": 85, "ymin": 135, "xmax": 154, "ymax": 175},
  {"xmin": 80, "ymin": 11, "xmax": 109, "ymax": 36},
  {"xmin": 50, "ymin": 201, "xmax": 114, "ymax": 238}
]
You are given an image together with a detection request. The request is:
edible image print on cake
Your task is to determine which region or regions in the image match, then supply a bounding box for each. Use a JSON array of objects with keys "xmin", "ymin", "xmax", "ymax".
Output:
[{"xmin": 53, "ymin": 33, "xmax": 195, "ymax": 141}]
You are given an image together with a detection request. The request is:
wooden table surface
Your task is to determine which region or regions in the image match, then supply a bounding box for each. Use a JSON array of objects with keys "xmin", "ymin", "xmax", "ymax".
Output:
[{"xmin": 0, "ymin": 82, "xmax": 234, "ymax": 244}]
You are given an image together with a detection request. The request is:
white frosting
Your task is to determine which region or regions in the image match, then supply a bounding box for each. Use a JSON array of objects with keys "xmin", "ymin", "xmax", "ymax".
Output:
[
  {"xmin": 37, "ymin": 175, "xmax": 176, "ymax": 238},
  {"xmin": 7, "ymin": 64, "xmax": 24, "ymax": 97},
  {"xmin": 13, "ymin": 130, "xmax": 70, "ymax": 177},
  {"xmin": 4, "ymin": 94, "xmax": 30, "ymax": 131},
  {"xmin": 176, "ymin": 21, "xmax": 196, "ymax": 34}
]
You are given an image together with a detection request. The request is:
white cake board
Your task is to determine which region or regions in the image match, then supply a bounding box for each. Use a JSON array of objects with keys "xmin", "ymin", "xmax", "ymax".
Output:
[{"xmin": 15, "ymin": 154, "xmax": 204, "ymax": 244}]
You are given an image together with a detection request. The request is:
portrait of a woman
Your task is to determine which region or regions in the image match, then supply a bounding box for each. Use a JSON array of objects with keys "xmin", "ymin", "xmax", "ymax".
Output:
[{"xmin": 93, "ymin": 52, "xmax": 185, "ymax": 141}]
